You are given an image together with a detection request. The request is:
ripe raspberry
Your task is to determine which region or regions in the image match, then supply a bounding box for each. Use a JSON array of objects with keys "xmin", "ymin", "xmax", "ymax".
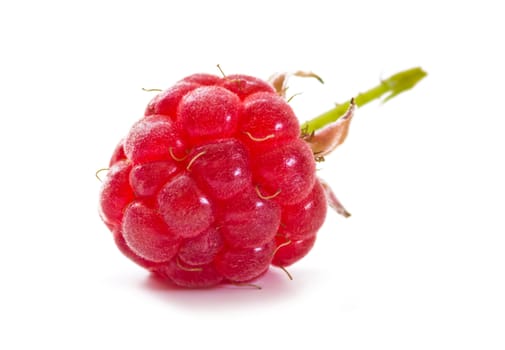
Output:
[{"xmin": 99, "ymin": 73, "xmax": 328, "ymax": 288}]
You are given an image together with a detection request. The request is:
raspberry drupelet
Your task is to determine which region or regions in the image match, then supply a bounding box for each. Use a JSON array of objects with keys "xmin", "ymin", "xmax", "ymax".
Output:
[{"xmin": 99, "ymin": 73, "xmax": 327, "ymax": 288}]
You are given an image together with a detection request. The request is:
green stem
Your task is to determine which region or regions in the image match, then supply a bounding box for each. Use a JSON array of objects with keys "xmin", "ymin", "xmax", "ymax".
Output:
[{"xmin": 301, "ymin": 67, "xmax": 427, "ymax": 133}]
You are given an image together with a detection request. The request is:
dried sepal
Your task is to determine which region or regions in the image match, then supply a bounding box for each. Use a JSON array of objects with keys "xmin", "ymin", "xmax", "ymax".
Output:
[
  {"xmin": 304, "ymin": 98, "xmax": 356, "ymax": 161},
  {"xmin": 319, "ymin": 178, "xmax": 351, "ymax": 218},
  {"xmin": 268, "ymin": 70, "xmax": 324, "ymax": 98},
  {"xmin": 292, "ymin": 71, "xmax": 324, "ymax": 84}
]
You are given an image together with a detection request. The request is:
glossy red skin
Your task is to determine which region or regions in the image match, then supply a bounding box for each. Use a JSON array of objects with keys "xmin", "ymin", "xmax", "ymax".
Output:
[
  {"xmin": 122, "ymin": 201, "xmax": 181, "ymax": 263},
  {"xmin": 253, "ymin": 139, "xmax": 316, "ymax": 205},
  {"xmin": 124, "ymin": 115, "xmax": 187, "ymax": 164},
  {"xmin": 239, "ymin": 92, "xmax": 301, "ymax": 153},
  {"xmin": 279, "ymin": 180, "xmax": 327, "ymax": 241},
  {"xmin": 99, "ymin": 73, "xmax": 327, "ymax": 288},
  {"xmin": 144, "ymin": 82, "xmax": 200, "ymax": 120},
  {"xmin": 157, "ymin": 174, "xmax": 214, "ymax": 240},
  {"xmin": 216, "ymin": 187, "xmax": 281, "ymax": 249},
  {"xmin": 130, "ymin": 160, "xmax": 179, "ymax": 197},
  {"xmin": 271, "ymin": 235, "xmax": 317, "ymax": 267},
  {"xmin": 178, "ymin": 227, "xmax": 223, "ymax": 266},
  {"xmin": 99, "ymin": 161, "xmax": 134, "ymax": 231},
  {"xmin": 187, "ymin": 139, "xmax": 251, "ymax": 200}
]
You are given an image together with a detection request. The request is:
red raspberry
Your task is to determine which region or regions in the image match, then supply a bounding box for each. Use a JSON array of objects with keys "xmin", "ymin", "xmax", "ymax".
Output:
[{"xmin": 99, "ymin": 73, "xmax": 327, "ymax": 288}]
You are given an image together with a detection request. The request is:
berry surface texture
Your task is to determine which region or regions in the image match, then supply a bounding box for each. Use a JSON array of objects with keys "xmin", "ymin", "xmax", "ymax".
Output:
[{"xmin": 99, "ymin": 73, "xmax": 327, "ymax": 288}]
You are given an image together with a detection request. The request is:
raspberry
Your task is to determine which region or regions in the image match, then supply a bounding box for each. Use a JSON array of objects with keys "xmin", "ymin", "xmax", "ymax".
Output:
[
  {"xmin": 98, "ymin": 73, "xmax": 329, "ymax": 288},
  {"xmin": 98, "ymin": 66, "xmax": 428, "ymax": 288},
  {"xmin": 98, "ymin": 67, "xmax": 427, "ymax": 288}
]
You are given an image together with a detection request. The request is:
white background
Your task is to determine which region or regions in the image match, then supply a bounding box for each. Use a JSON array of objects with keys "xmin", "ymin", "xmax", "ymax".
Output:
[{"xmin": 1, "ymin": 1, "xmax": 504, "ymax": 349}]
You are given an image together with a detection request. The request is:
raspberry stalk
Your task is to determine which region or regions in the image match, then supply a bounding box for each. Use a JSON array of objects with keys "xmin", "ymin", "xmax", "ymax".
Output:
[{"xmin": 301, "ymin": 67, "xmax": 427, "ymax": 133}]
